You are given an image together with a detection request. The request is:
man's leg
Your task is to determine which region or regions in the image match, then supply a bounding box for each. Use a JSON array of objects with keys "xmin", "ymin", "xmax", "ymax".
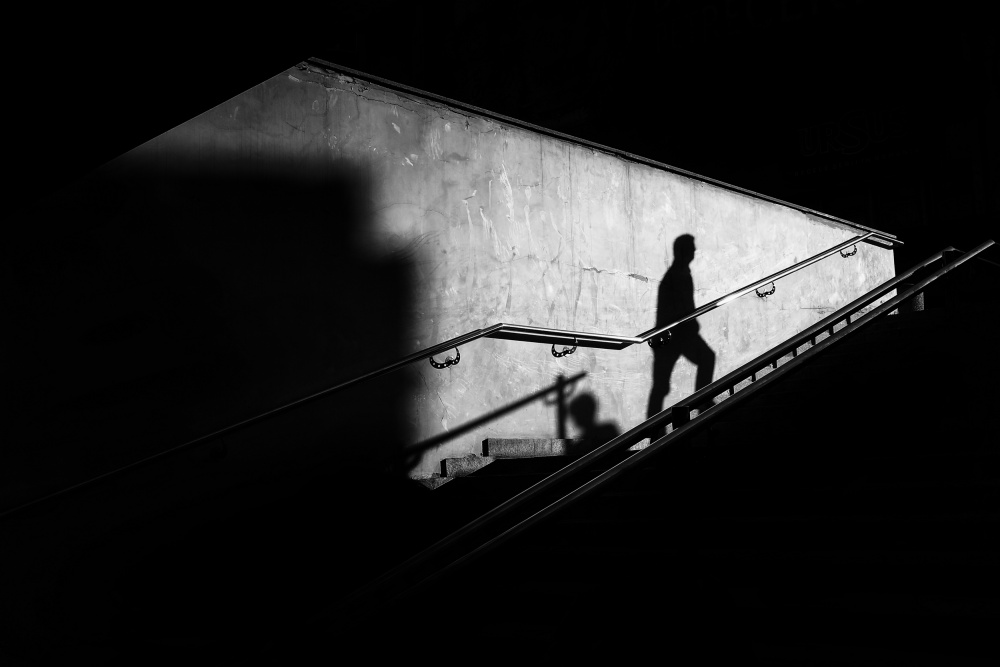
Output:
[
  {"xmin": 685, "ymin": 334, "xmax": 717, "ymax": 410},
  {"xmin": 691, "ymin": 335, "xmax": 716, "ymax": 391},
  {"xmin": 681, "ymin": 335, "xmax": 715, "ymax": 412},
  {"xmin": 646, "ymin": 381, "xmax": 668, "ymax": 421},
  {"xmin": 646, "ymin": 351, "xmax": 679, "ymax": 437}
]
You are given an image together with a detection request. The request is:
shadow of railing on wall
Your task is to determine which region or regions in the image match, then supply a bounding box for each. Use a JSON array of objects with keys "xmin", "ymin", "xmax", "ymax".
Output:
[{"xmin": 395, "ymin": 372, "xmax": 587, "ymax": 473}]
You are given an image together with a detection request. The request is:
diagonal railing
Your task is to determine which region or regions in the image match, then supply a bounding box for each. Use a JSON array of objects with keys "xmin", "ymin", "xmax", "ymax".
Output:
[
  {"xmin": 0, "ymin": 231, "xmax": 888, "ymax": 519},
  {"xmin": 331, "ymin": 238, "xmax": 994, "ymax": 624}
]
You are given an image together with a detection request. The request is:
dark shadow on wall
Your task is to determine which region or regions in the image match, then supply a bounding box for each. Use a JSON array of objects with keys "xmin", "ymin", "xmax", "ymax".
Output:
[
  {"xmin": 567, "ymin": 393, "xmax": 620, "ymax": 458},
  {"xmin": 399, "ymin": 372, "xmax": 587, "ymax": 471},
  {"xmin": 646, "ymin": 235, "xmax": 717, "ymax": 432},
  {"xmin": 546, "ymin": 372, "xmax": 582, "ymax": 440},
  {"xmin": 2, "ymin": 146, "xmax": 443, "ymax": 663},
  {"xmin": 4, "ymin": 149, "xmax": 420, "ymax": 511}
]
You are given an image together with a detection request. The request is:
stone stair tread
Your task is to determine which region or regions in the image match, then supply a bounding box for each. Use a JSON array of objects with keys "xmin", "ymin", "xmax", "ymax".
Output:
[
  {"xmin": 464, "ymin": 456, "xmax": 570, "ymax": 476},
  {"xmin": 483, "ymin": 437, "xmax": 576, "ymax": 458},
  {"xmin": 414, "ymin": 476, "xmax": 453, "ymax": 490},
  {"xmin": 439, "ymin": 453, "xmax": 495, "ymax": 478}
]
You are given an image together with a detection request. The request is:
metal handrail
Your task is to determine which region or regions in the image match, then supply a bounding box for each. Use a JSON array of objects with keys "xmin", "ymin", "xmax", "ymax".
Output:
[
  {"xmin": 954, "ymin": 247, "xmax": 1000, "ymax": 270},
  {"xmin": 486, "ymin": 233, "xmax": 878, "ymax": 349},
  {"xmin": 635, "ymin": 233, "xmax": 875, "ymax": 343},
  {"xmin": 481, "ymin": 240, "xmax": 995, "ymax": 569},
  {"xmin": 419, "ymin": 233, "xmax": 880, "ymax": 354},
  {"xmin": 335, "ymin": 239, "xmax": 994, "ymax": 622},
  {"xmin": 0, "ymin": 231, "xmax": 889, "ymax": 519}
]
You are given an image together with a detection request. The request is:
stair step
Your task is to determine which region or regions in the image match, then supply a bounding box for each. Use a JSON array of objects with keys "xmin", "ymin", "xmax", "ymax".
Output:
[
  {"xmin": 414, "ymin": 475, "xmax": 453, "ymax": 490},
  {"xmin": 462, "ymin": 456, "xmax": 570, "ymax": 476},
  {"xmin": 439, "ymin": 453, "xmax": 494, "ymax": 477},
  {"xmin": 486, "ymin": 543, "xmax": 999, "ymax": 594},
  {"xmin": 483, "ymin": 437, "xmax": 575, "ymax": 458},
  {"xmin": 428, "ymin": 472, "xmax": 560, "ymax": 525},
  {"xmin": 522, "ymin": 514, "xmax": 999, "ymax": 553},
  {"xmin": 545, "ymin": 479, "xmax": 1000, "ymax": 525},
  {"xmin": 387, "ymin": 302, "xmax": 999, "ymax": 663}
]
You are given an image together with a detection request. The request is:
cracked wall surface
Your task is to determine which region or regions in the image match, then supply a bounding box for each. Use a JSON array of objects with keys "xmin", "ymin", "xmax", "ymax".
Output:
[{"xmin": 119, "ymin": 64, "xmax": 896, "ymax": 479}]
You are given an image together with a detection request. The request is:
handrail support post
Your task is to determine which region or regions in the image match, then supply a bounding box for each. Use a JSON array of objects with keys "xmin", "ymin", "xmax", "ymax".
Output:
[
  {"xmin": 896, "ymin": 280, "xmax": 926, "ymax": 312},
  {"xmin": 672, "ymin": 405, "xmax": 691, "ymax": 429}
]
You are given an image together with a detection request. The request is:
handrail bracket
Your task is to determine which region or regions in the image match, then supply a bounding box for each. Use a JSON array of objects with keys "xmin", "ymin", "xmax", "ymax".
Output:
[{"xmin": 429, "ymin": 348, "xmax": 461, "ymax": 369}]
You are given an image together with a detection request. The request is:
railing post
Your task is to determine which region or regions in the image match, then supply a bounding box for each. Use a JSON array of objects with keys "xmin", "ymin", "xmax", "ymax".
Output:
[
  {"xmin": 942, "ymin": 248, "xmax": 962, "ymax": 265},
  {"xmin": 897, "ymin": 278, "xmax": 926, "ymax": 312},
  {"xmin": 672, "ymin": 405, "xmax": 691, "ymax": 429}
]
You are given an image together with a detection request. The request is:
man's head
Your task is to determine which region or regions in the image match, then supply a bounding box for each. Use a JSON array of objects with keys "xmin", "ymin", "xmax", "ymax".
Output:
[
  {"xmin": 673, "ymin": 234, "xmax": 696, "ymax": 265},
  {"xmin": 569, "ymin": 394, "xmax": 597, "ymax": 428}
]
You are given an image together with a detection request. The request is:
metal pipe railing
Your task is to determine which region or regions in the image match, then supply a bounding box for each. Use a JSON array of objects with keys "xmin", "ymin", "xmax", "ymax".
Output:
[
  {"xmin": 0, "ymin": 231, "xmax": 891, "ymax": 519},
  {"xmin": 337, "ymin": 239, "xmax": 993, "ymax": 621},
  {"xmin": 481, "ymin": 235, "xmax": 875, "ymax": 350},
  {"xmin": 636, "ymin": 233, "xmax": 874, "ymax": 343},
  {"xmin": 439, "ymin": 233, "xmax": 880, "ymax": 355}
]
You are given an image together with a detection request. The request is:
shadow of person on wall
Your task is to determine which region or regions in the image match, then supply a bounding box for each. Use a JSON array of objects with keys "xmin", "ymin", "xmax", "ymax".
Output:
[
  {"xmin": 646, "ymin": 235, "xmax": 716, "ymax": 431},
  {"xmin": 568, "ymin": 393, "xmax": 620, "ymax": 458}
]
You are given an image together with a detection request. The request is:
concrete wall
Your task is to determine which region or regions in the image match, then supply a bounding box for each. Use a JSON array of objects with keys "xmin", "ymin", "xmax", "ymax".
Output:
[
  {"xmin": 288, "ymin": 63, "xmax": 894, "ymax": 477},
  {"xmin": 8, "ymin": 62, "xmax": 895, "ymax": 501}
]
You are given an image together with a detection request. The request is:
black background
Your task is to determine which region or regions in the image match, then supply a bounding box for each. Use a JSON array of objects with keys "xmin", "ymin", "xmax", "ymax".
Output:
[
  {"xmin": 3, "ymin": 6, "xmax": 997, "ymax": 661},
  {"xmin": 14, "ymin": 3, "xmax": 997, "ymax": 269}
]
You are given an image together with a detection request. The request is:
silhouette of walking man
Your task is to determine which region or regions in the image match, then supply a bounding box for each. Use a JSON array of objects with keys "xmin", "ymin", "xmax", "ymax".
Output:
[{"xmin": 646, "ymin": 235, "xmax": 716, "ymax": 422}]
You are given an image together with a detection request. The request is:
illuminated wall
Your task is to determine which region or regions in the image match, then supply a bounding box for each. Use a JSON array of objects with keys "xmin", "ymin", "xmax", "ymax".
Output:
[{"xmin": 7, "ymin": 62, "xmax": 896, "ymax": 501}]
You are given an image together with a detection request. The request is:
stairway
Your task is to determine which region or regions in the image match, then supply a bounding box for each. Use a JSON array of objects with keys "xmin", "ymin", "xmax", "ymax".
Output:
[
  {"xmin": 427, "ymin": 438, "xmax": 639, "ymax": 530},
  {"xmin": 5, "ymin": 251, "xmax": 997, "ymax": 665},
  {"xmin": 345, "ymin": 304, "xmax": 999, "ymax": 664}
]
